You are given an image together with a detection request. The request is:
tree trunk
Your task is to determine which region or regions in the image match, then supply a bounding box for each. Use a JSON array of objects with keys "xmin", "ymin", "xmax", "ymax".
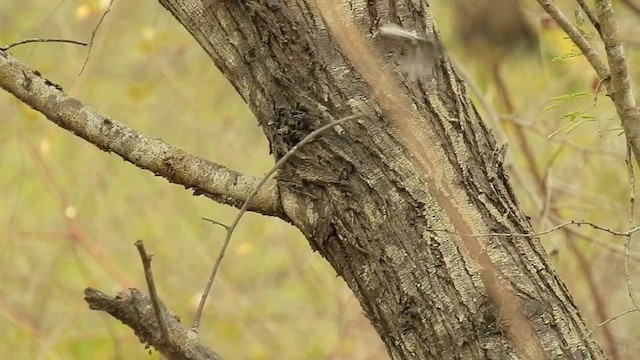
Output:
[{"xmin": 159, "ymin": 0, "xmax": 605, "ymax": 359}]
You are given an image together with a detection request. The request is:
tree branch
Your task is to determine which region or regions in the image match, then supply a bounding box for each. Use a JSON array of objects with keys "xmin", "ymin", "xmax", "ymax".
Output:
[
  {"xmin": 84, "ymin": 288, "xmax": 222, "ymax": 360},
  {"xmin": 594, "ymin": 0, "xmax": 640, "ymax": 164},
  {"xmin": 0, "ymin": 50, "xmax": 283, "ymax": 218},
  {"xmin": 535, "ymin": 0, "xmax": 609, "ymax": 79},
  {"xmin": 537, "ymin": 1, "xmax": 640, "ymax": 166}
]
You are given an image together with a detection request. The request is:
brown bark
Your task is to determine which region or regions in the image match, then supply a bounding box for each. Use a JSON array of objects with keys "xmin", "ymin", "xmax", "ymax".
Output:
[
  {"xmin": 156, "ymin": 0, "xmax": 605, "ymax": 359},
  {"xmin": 84, "ymin": 288, "xmax": 222, "ymax": 360}
]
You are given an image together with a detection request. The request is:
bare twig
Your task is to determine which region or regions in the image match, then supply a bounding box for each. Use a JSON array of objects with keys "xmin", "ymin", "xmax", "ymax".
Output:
[
  {"xmin": 135, "ymin": 240, "xmax": 170, "ymax": 345},
  {"xmin": 588, "ymin": 308, "xmax": 639, "ymax": 335},
  {"xmin": 192, "ymin": 113, "xmax": 367, "ymax": 331},
  {"xmin": 0, "ymin": 38, "xmax": 88, "ymax": 51},
  {"xmin": 548, "ymin": 214, "xmax": 640, "ymax": 262},
  {"xmin": 428, "ymin": 219, "xmax": 640, "ymax": 238},
  {"xmin": 624, "ymin": 145, "xmax": 640, "ymax": 312},
  {"xmin": 80, "ymin": 0, "xmax": 115, "ymax": 75},
  {"xmin": 574, "ymin": 0, "xmax": 601, "ymax": 34},
  {"xmin": 0, "ymin": 51, "xmax": 281, "ymax": 217},
  {"xmin": 201, "ymin": 218, "xmax": 229, "ymax": 230}
]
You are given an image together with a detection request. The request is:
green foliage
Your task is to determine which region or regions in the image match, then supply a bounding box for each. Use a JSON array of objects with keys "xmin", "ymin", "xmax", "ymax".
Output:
[
  {"xmin": 545, "ymin": 91, "xmax": 591, "ymax": 110},
  {"xmin": 550, "ymin": 49, "xmax": 584, "ymax": 63}
]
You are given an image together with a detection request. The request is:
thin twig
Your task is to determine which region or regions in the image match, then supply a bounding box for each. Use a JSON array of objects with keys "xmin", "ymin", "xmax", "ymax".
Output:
[
  {"xmin": 0, "ymin": 38, "xmax": 88, "ymax": 51},
  {"xmin": 548, "ymin": 214, "xmax": 640, "ymax": 261},
  {"xmin": 79, "ymin": 0, "xmax": 116, "ymax": 75},
  {"xmin": 428, "ymin": 219, "xmax": 640, "ymax": 238},
  {"xmin": 201, "ymin": 218, "xmax": 230, "ymax": 230},
  {"xmin": 135, "ymin": 240, "xmax": 170, "ymax": 344},
  {"xmin": 588, "ymin": 308, "xmax": 639, "ymax": 335},
  {"xmin": 574, "ymin": 0, "xmax": 601, "ymax": 34},
  {"xmin": 535, "ymin": 0, "xmax": 610, "ymax": 80},
  {"xmin": 192, "ymin": 113, "xmax": 367, "ymax": 330},
  {"xmin": 624, "ymin": 144, "xmax": 640, "ymax": 312}
]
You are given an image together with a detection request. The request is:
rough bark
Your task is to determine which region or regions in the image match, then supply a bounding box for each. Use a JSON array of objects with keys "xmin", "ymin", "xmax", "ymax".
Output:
[
  {"xmin": 84, "ymin": 288, "xmax": 222, "ymax": 360},
  {"xmin": 156, "ymin": 0, "xmax": 605, "ymax": 359}
]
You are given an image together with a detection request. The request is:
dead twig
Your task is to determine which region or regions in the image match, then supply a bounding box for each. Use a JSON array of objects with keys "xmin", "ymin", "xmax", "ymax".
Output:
[
  {"xmin": 428, "ymin": 219, "xmax": 640, "ymax": 238},
  {"xmin": 588, "ymin": 308, "xmax": 639, "ymax": 336},
  {"xmin": 0, "ymin": 38, "xmax": 88, "ymax": 51},
  {"xmin": 79, "ymin": 0, "xmax": 115, "ymax": 75},
  {"xmin": 624, "ymin": 145, "xmax": 640, "ymax": 312},
  {"xmin": 135, "ymin": 240, "xmax": 170, "ymax": 345},
  {"xmin": 192, "ymin": 113, "xmax": 367, "ymax": 331}
]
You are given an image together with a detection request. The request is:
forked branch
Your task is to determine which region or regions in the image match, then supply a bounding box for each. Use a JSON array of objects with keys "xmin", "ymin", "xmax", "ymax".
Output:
[
  {"xmin": 84, "ymin": 287, "xmax": 223, "ymax": 360},
  {"xmin": 536, "ymin": 0, "xmax": 640, "ymax": 166}
]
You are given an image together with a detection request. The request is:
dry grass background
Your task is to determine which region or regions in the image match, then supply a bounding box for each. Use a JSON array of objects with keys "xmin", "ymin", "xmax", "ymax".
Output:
[{"xmin": 0, "ymin": 0, "xmax": 639, "ymax": 359}]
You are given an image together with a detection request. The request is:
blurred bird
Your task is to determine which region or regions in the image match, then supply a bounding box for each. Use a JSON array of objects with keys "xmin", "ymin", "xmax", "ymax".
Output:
[
  {"xmin": 378, "ymin": 23, "xmax": 442, "ymax": 81},
  {"xmin": 450, "ymin": 0, "xmax": 538, "ymax": 60}
]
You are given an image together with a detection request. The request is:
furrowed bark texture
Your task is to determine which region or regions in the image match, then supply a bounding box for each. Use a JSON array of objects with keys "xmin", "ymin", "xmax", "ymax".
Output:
[{"xmin": 158, "ymin": 1, "xmax": 605, "ymax": 359}]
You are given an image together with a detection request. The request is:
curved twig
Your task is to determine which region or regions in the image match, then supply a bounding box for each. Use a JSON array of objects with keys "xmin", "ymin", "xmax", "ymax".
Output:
[
  {"xmin": 588, "ymin": 308, "xmax": 639, "ymax": 336},
  {"xmin": 192, "ymin": 113, "xmax": 367, "ymax": 330},
  {"xmin": 80, "ymin": 0, "xmax": 115, "ymax": 75}
]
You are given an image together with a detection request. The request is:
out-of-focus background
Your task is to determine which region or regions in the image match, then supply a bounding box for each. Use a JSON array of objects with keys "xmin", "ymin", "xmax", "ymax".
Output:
[{"xmin": 0, "ymin": 0, "xmax": 639, "ymax": 359}]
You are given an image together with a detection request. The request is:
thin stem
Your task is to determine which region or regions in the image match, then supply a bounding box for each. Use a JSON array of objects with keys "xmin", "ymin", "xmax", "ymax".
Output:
[
  {"xmin": 191, "ymin": 114, "xmax": 367, "ymax": 330},
  {"xmin": 80, "ymin": 0, "xmax": 115, "ymax": 75},
  {"xmin": 1, "ymin": 38, "xmax": 88, "ymax": 51},
  {"xmin": 135, "ymin": 240, "xmax": 170, "ymax": 344},
  {"xmin": 575, "ymin": 0, "xmax": 601, "ymax": 34},
  {"xmin": 588, "ymin": 308, "xmax": 639, "ymax": 335},
  {"xmin": 625, "ymin": 144, "xmax": 640, "ymax": 312}
]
